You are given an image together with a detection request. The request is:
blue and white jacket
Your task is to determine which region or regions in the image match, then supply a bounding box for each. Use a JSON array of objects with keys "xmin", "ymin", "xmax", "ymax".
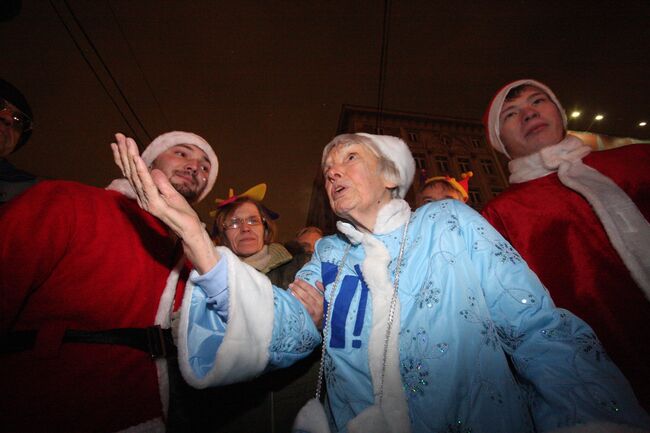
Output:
[{"xmin": 177, "ymin": 199, "xmax": 650, "ymax": 433}]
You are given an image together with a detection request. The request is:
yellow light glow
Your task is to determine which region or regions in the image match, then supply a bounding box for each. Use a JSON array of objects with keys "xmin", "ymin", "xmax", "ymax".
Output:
[
  {"xmin": 570, "ymin": 111, "xmax": 581, "ymax": 118},
  {"xmin": 640, "ymin": 122, "xmax": 647, "ymax": 127},
  {"xmin": 594, "ymin": 114, "xmax": 604, "ymax": 121}
]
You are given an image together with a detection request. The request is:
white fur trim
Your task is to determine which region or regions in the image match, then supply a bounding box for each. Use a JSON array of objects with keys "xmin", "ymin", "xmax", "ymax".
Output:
[
  {"xmin": 178, "ymin": 246, "xmax": 274, "ymax": 388},
  {"xmin": 337, "ymin": 219, "xmax": 411, "ymax": 433},
  {"xmin": 292, "ymin": 398, "xmax": 331, "ymax": 433},
  {"xmin": 356, "ymin": 133, "xmax": 415, "ymax": 198},
  {"xmin": 153, "ymin": 254, "xmax": 184, "ymax": 418},
  {"xmin": 106, "ymin": 178, "xmax": 137, "ymax": 199},
  {"xmin": 115, "ymin": 417, "xmax": 165, "ymax": 433},
  {"xmin": 374, "ymin": 199, "xmax": 411, "ymax": 235},
  {"xmin": 485, "ymin": 79, "xmax": 567, "ymax": 159},
  {"xmin": 347, "ymin": 404, "xmax": 391, "ymax": 433},
  {"xmin": 547, "ymin": 422, "xmax": 650, "ymax": 433},
  {"xmin": 107, "ymin": 131, "xmax": 219, "ymax": 202}
]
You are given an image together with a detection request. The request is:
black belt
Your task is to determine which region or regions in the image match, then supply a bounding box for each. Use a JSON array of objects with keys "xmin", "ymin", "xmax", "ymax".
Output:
[{"xmin": 1, "ymin": 326, "xmax": 176, "ymax": 359}]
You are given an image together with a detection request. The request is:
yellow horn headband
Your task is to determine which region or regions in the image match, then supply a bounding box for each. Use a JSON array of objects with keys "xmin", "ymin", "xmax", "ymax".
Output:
[{"xmin": 209, "ymin": 183, "xmax": 267, "ymax": 217}]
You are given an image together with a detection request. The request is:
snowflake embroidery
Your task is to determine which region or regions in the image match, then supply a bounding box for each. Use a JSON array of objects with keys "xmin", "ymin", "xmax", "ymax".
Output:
[
  {"xmin": 493, "ymin": 240, "xmax": 522, "ymax": 264},
  {"xmin": 575, "ymin": 333, "xmax": 609, "ymax": 363},
  {"xmin": 270, "ymin": 307, "xmax": 318, "ymax": 354},
  {"xmin": 415, "ymin": 282, "xmax": 441, "ymax": 309},
  {"xmin": 401, "ymin": 357, "xmax": 429, "ymax": 397},
  {"xmin": 323, "ymin": 350, "xmax": 337, "ymax": 388},
  {"xmin": 446, "ymin": 214, "xmax": 460, "ymax": 233},
  {"xmin": 459, "ymin": 295, "xmax": 499, "ymax": 351},
  {"xmin": 400, "ymin": 327, "xmax": 448, "ymax": 399},
  {"xmin": 496, "ymin": 325, "xmax": 525, "ymax": 351}
]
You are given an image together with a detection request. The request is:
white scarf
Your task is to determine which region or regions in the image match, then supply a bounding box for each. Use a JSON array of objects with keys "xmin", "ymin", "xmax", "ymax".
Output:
[{"xmin": 508, "ymin": 136, "xmax": 650, "ymax": 301}]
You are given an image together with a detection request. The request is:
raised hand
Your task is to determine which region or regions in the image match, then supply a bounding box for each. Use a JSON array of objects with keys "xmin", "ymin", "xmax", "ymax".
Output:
[{"xmin": 110, "ymin": 133, "xmax": 219, "ymax": 273}]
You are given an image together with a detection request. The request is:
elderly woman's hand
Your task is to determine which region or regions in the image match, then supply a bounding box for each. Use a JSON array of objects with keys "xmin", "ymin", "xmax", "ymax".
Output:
[
  {"xmin": 110, "ymin": 133, "xmax": 219, "ymax": 273},
  {"xmin": 289, "ymin": 279, "xmax": 324, "ymax": 329}
]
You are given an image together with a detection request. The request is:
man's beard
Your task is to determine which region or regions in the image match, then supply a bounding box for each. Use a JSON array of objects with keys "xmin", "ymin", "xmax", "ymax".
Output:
[{"xmin": 171, "ymin": 181, "xmax": 200, "ymax": 202}]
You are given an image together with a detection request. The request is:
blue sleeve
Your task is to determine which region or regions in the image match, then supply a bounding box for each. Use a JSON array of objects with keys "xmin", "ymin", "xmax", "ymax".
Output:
[
  {"xmin": 184, "ymin": 253, "xmax": 321, "ymax": 382},
  {"xmin": 267, "ymin": 287, "xmax": 322, "ymax": 370},
  {"xmin": 452, "ymin": 201, "xmax": 650, "ymax": 429},
  {"xmin": 190, "ymin": 256, "xmax": 229, "ymax": 321},
  {"xmin": 267, "ymin": 251, "xmax": 323, "ymax": 370}
]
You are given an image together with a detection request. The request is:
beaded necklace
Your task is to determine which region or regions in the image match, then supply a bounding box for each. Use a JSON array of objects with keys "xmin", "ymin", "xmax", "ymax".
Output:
[{"xmin": 314, "ymin": 217, "xmax": 411, "ymax": 404}]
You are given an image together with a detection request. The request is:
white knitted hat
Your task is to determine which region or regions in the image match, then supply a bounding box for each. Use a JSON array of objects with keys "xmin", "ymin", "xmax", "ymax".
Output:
[
  {"xmin": 356, "ymin": 133, "xmax": 415, "ymax": 198},
  {"xmin": 107, "ymin": 131, "xmax": 219, "ymax": 202},
  {"xmin": 483, "ymin": 79, "xmax": 567, "ymax": 159}
]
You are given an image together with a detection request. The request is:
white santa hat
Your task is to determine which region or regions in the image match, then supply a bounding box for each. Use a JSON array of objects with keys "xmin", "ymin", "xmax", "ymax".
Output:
[
  {"xmin": 323, "ymin": 133, "xmax": 415, "ymax": 199},
  {"xmin": 483, "ymin": 79, "xmax": 567, "ymax": 159},
  {"xmin": 107, "ymin": 131, "xmax": 219, "ymax": 202}
]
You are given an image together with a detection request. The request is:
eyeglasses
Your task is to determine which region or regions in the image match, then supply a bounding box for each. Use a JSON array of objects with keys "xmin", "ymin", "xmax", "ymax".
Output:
[
  {"xmin": 223, "ymin": 215, "xmax": 265, "ymax": 231},
  {"xmin": 0, "ymin": 97, "xmax": 33, "ymax": 133}
]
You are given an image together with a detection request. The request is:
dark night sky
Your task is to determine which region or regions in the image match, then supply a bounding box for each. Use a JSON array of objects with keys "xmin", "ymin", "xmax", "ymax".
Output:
[{"xmin": 2, "ymin": 0, "xmax": 649, "ymax": 240}]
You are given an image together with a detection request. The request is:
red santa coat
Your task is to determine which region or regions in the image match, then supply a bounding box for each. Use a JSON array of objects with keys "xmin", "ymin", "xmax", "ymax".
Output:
[
  {"xmin": 0, "ymin": 180, "xmax": 187, "ymax": 432},
  {"xmin": 481, "ymin": 143, "xmax": 650, "ymax": 410}
]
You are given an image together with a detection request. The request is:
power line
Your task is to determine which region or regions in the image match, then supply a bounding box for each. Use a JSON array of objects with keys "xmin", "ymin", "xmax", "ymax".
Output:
[
  {"xmin": 106, "ymin": 0, "xmax": 171, "ymax": 130},
  {"xmin": 375, "ymin": 0, "xmax": 392, "ymax": 131},
  {"xmin": 49, "ymin": 0, "xmax": 152, "ymax": 147},
  {"xmin": 62, "ymin": 0, "xmax": 152, "ymax": 143},
  {"xmin": 49, "ymin": 0, "xmax": 145, "ymax": 146}
]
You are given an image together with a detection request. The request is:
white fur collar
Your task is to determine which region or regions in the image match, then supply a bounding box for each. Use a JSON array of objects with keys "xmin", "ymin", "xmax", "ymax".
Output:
[
  {"xmin": 335, "ymin": 199, "xmax": 412, "ymax": 432},
  {"xmin": 336, "ymin": 199, "xmax": 411, "ymax": 243},
  {"xmin": 508, "ymin": 135, "xmax": 590, "ymax": 184}
]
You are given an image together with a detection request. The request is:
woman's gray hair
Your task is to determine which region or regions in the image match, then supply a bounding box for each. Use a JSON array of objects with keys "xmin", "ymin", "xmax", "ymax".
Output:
[{"xmin": 321, "ymin": 133, "xmax": 402, "ymax": 198}]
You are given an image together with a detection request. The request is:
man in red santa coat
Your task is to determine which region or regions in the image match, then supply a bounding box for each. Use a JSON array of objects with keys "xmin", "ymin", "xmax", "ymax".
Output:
[
  {"xmin": 481, "ymin": 79, "xmax": 650, "ymax": 410},
  {"xmin": 0, "ymin": 131, "xmax": 218, "ymax": 432}
]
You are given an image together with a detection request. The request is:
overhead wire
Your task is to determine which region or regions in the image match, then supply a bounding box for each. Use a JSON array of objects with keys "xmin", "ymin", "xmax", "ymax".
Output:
[
  {"xmin": 375, "ymin": 0, "xmax": 392, "ymax": 132},
  {"xmin": 106, "ymin": 0, "xmax": 171, "ymax": 131},
  {"xmin": 62, "ymin": 0, "xmax": 152, "ymax": 144},
  {"xmin": 49, "ymin": 0, "xmax": 151, "ymax": 147}
]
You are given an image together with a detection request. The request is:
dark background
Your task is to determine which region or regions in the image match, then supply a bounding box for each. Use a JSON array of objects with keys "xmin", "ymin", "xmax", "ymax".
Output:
[{"xmin": 2, "ymin": 0, "xmax": 648, "ymax": 240}]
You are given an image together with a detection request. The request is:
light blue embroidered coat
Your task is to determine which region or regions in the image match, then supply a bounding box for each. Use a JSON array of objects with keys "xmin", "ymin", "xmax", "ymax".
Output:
[{"xmin": 177, "ymin": 199, "xmax": 650, "ymax": 433}]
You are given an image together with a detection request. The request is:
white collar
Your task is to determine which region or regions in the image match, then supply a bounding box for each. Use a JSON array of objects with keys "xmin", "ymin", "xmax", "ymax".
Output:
[
  {"xmin": 508, "ymin": 135, "xmax": 591, "ymax": 184},
  {"xmin": 336, "ymin": 199, "xmax": 411, "ymax": 244}
]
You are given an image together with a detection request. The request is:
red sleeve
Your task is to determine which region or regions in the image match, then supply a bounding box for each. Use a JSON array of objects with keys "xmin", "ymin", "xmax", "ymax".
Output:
[{"xmin": 0, "ymin": 181, "xmax": 76, "ymax": 331}]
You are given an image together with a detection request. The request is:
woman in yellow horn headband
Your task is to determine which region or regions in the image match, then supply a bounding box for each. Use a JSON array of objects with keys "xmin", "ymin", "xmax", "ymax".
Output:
[{"xmin": 188, "ymin": 182, "xmax": 319, "ymax": 432}]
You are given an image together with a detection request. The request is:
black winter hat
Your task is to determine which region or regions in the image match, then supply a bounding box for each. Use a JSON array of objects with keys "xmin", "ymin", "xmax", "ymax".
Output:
[{"xmin": 0, "ymin": 78, "xmax": 33, "ymax": 153}]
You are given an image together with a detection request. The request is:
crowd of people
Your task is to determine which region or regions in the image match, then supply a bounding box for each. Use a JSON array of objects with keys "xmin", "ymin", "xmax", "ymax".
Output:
[{"xmin": 1, "ymin": 77, "xmax": 649, "ymax": 433}]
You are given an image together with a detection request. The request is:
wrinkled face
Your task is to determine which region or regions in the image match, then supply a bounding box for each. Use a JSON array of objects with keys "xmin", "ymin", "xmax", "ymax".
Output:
[
  {"xmin": 323, "ymin": 142, "xmax": 394, "ymax": 230},
  {"xmin": 417, "ymin": 182, "xmax": 462, "ymax": 206},
  {"xmin": 224, "ymin": 201, "xmax": 266, "ymax": 258},
  {"xmin": 296, "ymin": 231, "xmax": 321, "ymax": 254},
  {"xmin": 499, "ymin": 86, "xmax": 565, "ymax": 158},
  {"xmin": 0, "ymin": 99, "xmax": 22, "ymax": 157},
  {"xmin": 151, "ymin": 144, "xmax": 211, "ymax": 203}
]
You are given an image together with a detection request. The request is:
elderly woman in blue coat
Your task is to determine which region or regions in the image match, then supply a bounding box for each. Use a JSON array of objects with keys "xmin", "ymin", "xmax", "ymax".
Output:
[{"xmin": 112, "ymin": 133, "xmax": 649, "ymax": 433}]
